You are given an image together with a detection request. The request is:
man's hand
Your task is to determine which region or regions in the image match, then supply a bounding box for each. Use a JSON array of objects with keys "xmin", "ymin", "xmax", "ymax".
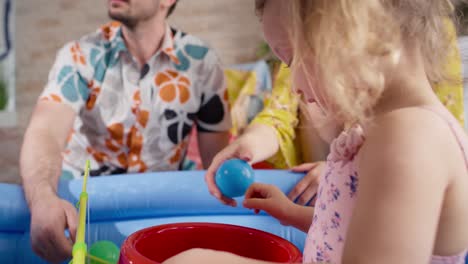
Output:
[{"xmin": 29, "ymin": 190, "xmax": 78, "ymax": 263}]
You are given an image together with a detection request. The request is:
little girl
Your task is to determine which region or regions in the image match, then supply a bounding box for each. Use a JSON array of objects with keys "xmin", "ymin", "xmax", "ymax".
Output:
[{"xmin": 165, "ymin": 0, "xmax": 468, "ymax": 263}]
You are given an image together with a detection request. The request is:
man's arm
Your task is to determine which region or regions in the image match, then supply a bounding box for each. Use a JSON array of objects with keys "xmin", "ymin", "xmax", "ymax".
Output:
[
  {"xmin": 22, "ymin": 41, "xmax": 87, "ymax": 200},
  {"xmin": 197, "ymin": 131, "xmax": 230, "ymax": 169},
  {"xmin": 21, "ymin": 101, "xmax": 76, "ymax": 204},
  {"xmin": 22, "ymin": 39, "xmax": 91, "ymax": 262},
  {"xmin": 20, "ymin": 101, "xmax": 78, "ymax": 262}
]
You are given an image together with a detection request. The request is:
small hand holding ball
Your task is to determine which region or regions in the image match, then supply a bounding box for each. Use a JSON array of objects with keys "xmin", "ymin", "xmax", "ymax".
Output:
[{"xmin": 215, "ymin": 159, "xmax": 255, "ymax": 198}]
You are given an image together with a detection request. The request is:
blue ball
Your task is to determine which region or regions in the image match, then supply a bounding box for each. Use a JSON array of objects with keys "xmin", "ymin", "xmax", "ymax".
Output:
[{"xmin": 215, "ymin": 159, "xmax": 255, "ymax": 198}]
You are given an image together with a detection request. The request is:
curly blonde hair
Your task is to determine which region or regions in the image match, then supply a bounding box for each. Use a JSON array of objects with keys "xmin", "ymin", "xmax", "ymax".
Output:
[{"xmin": 288, "ymin": 0, "xmax": 456, "ymax": 124}]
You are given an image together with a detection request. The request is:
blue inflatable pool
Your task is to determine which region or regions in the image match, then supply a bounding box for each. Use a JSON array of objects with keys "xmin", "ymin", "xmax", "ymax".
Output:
[{"xmin": 0, "ymin": 170, "xmax": 307, "ymax": 264}]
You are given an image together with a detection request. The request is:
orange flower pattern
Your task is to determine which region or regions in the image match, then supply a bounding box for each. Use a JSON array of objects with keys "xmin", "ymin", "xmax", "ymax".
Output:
[
  {"xmin": 169, "ymin": 141, "xmax": 188, "ymax": 165},
  {"xmin": 131, "ymin": 90, "xmax": 150, "ymax": 128},
  {"xmin": 101, "ymin": 21, "xmax": 121, "ymax": 41},
  {"xmin": 70, "ymin": 42, "xmax": 86, "ymax": 65},
  {"xmin": 100, "ymin": 123, "xmax": 147, "ymax": 172},
  {"xmin": 86, "ymin": 80, "xmax": 101, "ymax": 110},
  {"xmin": 40, "ymin": 93, "xmax": 62, "ymax": 103},
  {"xmin": 155, "ymin": 70, "xmax": 191, "ymax": 104}
]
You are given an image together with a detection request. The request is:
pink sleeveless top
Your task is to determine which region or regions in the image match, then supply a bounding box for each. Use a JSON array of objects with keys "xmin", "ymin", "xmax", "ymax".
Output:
[{"xmin": 303, "ymin": 106, "xmax": 468, "ymax": 264}]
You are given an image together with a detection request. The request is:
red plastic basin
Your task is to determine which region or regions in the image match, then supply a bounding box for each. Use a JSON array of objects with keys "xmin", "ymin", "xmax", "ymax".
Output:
[{"xmin": 119, "ymin": 222, "xmax": 302, "ymax": 263}]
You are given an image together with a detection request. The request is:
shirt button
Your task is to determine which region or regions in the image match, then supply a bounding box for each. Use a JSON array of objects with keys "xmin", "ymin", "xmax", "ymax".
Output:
[{"xmin": 127, "ymin": 70, "xmax": 140, "ymax": 85}]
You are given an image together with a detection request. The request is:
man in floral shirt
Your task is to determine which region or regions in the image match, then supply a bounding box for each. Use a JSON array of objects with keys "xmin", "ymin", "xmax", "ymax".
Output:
[{"xmin": 20, "ymin": 0, "xmax": 231, "ymax": 262}]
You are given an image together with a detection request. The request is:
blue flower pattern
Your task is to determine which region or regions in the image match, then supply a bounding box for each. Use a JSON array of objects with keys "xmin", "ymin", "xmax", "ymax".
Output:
[
  {"xmin": 331, "ymin": 212, "xmax": 341, "ymax": 229},
  {"xmin": 327, "ymin": 183, "xmax": 340, "ymax": 203},
  {"xmin": 57, "ymin": 65, "xmax": 89, "ymax": 103},
  {"xmin": 345, "ymin": 174, "xmax": 359, "ymax": 198},
  {"xmin": 173, "ymin": 35, "xmax": 209, "ymax": 72},
  {"xmin": 89, "ymin": 46, "xmax": 121, "ymax": 82},
  {"xmin": 315, "ymin": 245, "xmax": 325, "ymax": 262}
]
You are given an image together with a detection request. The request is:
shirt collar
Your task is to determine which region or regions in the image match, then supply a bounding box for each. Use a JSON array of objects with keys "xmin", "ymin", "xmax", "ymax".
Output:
[
  {"xmin": 102, "ymin": 21, "xmax": 127, "ymax": 54},
  {"xmin": 105, "ymin": 22, "xmax": 180, "ymax": 65},
  {"xmin": 159, "ymin": 24, "xmax": 180, "ymax": 65}
]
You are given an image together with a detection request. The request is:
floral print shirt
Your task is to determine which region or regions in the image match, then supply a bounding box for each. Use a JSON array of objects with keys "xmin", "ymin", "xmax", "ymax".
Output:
[{"xmin": 40, "ymin": 22, "xmax": 231, "ymax": 176}]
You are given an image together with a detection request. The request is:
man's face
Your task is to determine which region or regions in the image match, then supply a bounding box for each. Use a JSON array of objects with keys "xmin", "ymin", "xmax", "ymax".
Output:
[{"xmin": 108, "ymin": 0, "xmax": 161, "ymax": 27}]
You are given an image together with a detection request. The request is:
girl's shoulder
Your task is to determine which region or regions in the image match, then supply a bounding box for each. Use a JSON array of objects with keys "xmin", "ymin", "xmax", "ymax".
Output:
[
  {"xmin": 364, "ymin": 106, "xmax": 459, "ymax": 146},
  {"xmin": 357, "ymin": 106, "xmax": 463, "ymax": 187}
]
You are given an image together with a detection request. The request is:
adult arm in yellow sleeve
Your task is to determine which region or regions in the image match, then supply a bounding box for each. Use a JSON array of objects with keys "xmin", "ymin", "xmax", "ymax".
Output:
[
  {"xmin": 433, "ymin": 19, "xmax": 464, "ymax": 126},
  {"xmin": 249, "ymin": 64, "xmax": 301, "ymax": 169}
]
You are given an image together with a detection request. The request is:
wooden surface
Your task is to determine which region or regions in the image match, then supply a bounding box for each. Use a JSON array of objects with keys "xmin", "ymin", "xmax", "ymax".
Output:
[{"xmin": 0, "ymin": 0, "xmax": 263, "ymax": 183}]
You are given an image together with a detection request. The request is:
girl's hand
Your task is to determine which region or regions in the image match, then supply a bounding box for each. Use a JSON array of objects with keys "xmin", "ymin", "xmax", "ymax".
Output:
[
  {"xmin": 288, "ymin": 162, "xmax": 325, "ymax": 206},
  {"xmin": 243, "ymin": 183, "xmax": 295, "ymax": 226}
]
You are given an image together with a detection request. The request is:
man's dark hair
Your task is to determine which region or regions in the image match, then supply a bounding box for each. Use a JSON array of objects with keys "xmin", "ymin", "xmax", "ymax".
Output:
[{"xmin": 167, "ymin": 0, "xmax": 179, "ymax": 17}]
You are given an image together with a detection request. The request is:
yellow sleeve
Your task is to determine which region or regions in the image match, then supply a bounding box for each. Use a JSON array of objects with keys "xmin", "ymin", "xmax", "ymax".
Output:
[
  {"xmin": 251, "ymin": 64, "xmax": 301, "ymax": 168},
  {"xmin": 224, "ymin": 69, "xmax": 258, "ymax": 136},
  {"xmin": 433, "ymin": 20, "xmax": 464, "ymax": 126}
]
